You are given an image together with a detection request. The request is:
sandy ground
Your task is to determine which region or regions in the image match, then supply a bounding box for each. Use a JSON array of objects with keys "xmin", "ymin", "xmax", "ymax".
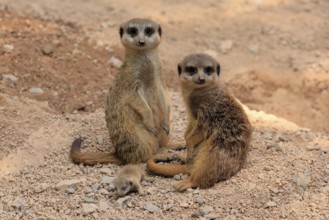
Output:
[{"xmin": 0, "ymin": 0, "xmax": 329, "ymax": 219}]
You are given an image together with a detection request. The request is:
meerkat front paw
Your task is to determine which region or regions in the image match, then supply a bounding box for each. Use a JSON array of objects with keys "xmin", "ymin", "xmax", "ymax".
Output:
[{"xmin": 174, "ymin": 180, "xmax": 195, "ymax": 192}]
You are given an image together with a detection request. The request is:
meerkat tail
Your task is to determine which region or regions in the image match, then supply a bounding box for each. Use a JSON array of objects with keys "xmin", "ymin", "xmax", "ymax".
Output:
[
  {"xmin": 146, "ymin": 158, "xmax": 188, "ymax": 177},
  {"xmin": 70, "ymin": 138, "xmax": 121, "ymax": 165}
]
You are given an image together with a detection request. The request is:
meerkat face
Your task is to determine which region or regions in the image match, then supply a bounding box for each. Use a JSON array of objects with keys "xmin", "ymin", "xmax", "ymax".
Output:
[
  {"xmin": 114, "ymin": 178, "xmax": 134, "ymax": 197},
  {"xmin": 119, "ymin": 18, "xmax": 162, "ymax": 51},
  {"xmin": 177, "ymin": 53, "xmax": 221, "ymax": 88}
]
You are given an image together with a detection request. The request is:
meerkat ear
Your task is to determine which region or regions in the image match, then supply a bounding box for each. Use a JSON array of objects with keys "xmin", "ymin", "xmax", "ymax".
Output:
[
  {"xmin": 158, "ymin": 25, "xmax": 162, "ymax": 37},
  {"xmin": 178, "ymin": 64, "xmax": 182, "ymax": 76},
  {"xmin": 216, "ymin": 64, "xmax": 221, "ymax": 76},
  {"xmin": 119, "ymin": 26, "xmax": 124, "ymax": 38}
]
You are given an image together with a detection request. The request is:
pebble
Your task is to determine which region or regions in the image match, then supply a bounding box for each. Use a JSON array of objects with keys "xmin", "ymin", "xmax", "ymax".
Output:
[
  {"xmin": 204, "ymin": 212, "xmax": 220, "ymax": 219},
  {"xmin": 2, "ymin": 74, "xmax": 18, "ymax": 83},
  {"xmin": 91, "ymin": 183, "xmax": 100, "ymax": 191},
  {"xmin": 108, "ymin": 56, "xmax": 122, "ymax": 68},
  {"xmin": 3, "ymin": 44, "xmax": 14, "ymax": 52},
  {"xmin": 41, "ymin": 44, "xmax": 54, "ymax": 55},
  {"xmin": 294, "ymin": 173, "xmax": 311, "ymax": 189},
  {"xmin": 99, "ymin": 168, "xmax": 112, "ymax": 175},
  {"xmin": 163, "ymin": 203, "xmax": 175, "ymax": 211},
  {"xmin": 275, "ymin": 133, "xmax": 286, "ymax": 142},
  {"xmin": 115, "ymin": 196, "xmax": 132, "ymax": 208},
  {"xmin": 96, "ymin": 135, "xmax": 103, "ymax": 145},
  {"xmin": 101, "ymin": 176, "xmax": 114, "ymax": 184},
  {"xmin": 265, "ymin": 201, "xmax": 277, "ymax": 208},
  {"xmin": 65, "ymin": 187, "xmax": 76, "ymax": 194},
  {"xmin": 34, "ymin": 183, "xmax": 49, "ymax": 193},
  {"xmin": 270, "ymin": 188, "xmax": 279, "ymax": 194},
  {"xmin": 195, "ymin": 196, "xmax": 205, "ymax": 205},
  {"xmin": 262, "ymin": 132, "xmax": 273, "ymax": 140},
  {"xmin": 220, "ymin": 40, "xmax": 233, "ymax": 54},
  {"xmin": 28, "ymin": 87, "xmax": 44, "ymax": 94},
  {"xmin": 144, "ymin": 202, "xmax": 159, "ymax": 213},
  {"xmin": 82, "ymin": 203, "xmax": 98, "ymax": 215},
  {"xmin": 99, "ymin": 199, "xmax": 109, "ymax": 211},
  {"xmin": 249, "ymin": 43, "xmax": 260, "ymax": 54},
  {"xmin": 99, "ymin": 188, "xmax": 109, "ymax": 195},
  {"xmin": 12, "ymin": 197, "xmax": 26, "ymax": 210},
  {"xmin": 180, "ymin": 202, "xmax": 189, "ymax": 208},
  {"xmin": 267, "ymin": 143, "xmax": 278, "ymax": 150},
  {"xmin": 173, "ymin": 174, "xmax": 181, "ymax": 180},
  {"xmin": 84, "ymin": 197, "xmax": 97, "ymax": 204},
  {"xmin": 187, "ymin": 188, "xmax": 194, "ymax": 193},
  {"xmin": 55, "ymin": 179, "xmax": 84, "ymax": 191},
  {"xmin": 199, "ymin": 205, "xmax": 214, "ymax": 215},
  {"xmin": 306, "ymin": 144, "xmax": 320, "ymax": 151}
]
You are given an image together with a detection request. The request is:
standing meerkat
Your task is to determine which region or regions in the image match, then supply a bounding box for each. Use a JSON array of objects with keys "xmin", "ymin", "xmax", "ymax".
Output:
[
  {"xmin": 70, "ymin": 18, "xmax": 182, "ymax": 165},
  {"xmin": 114, "ymin": 165, "xmax": 153, "ymax": 197},
  {"xmin": 147, "ymin": 53, "xmax": 252, "ymax": 191}
]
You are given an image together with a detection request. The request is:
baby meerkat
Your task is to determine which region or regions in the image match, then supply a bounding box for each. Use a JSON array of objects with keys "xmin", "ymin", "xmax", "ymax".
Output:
[
  {"xmin": 70, "ymin": 18, "xmax": 183, "ymax": 165},
  {"xmin": 114, "ymin": 165, "xmax": 153, "ymax": 197},
  {"xmin": 147, "ymin": 53, "xmax": 252, "ymax": 191}
]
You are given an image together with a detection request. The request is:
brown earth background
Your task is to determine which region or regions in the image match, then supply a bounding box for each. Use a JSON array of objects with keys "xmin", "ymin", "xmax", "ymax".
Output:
[{"xmin": 0, "ymin": 0, "xmax": 328, "ymax": 219}]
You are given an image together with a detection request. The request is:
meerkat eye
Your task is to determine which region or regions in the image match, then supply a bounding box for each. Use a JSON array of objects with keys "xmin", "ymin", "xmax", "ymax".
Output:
[
  {"xmin": 145, "ymin": 27, "xmax": 155, "ymax": 36},
  {"xmin": 204, "ymin": 66, "xmax": 214, "ymax": 75},
  {"xmin": 127, "ymin": 27, "xmax": 138, "ymax": 37},
  {"xmin": 185, "ymin": 66, "xmax": 198, "ymax": 75}
]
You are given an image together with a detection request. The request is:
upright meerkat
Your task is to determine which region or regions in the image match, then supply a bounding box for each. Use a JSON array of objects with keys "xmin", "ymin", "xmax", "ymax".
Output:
[
  {"xmin": 71, "ymin": 18, "xmax": 180, "ymax": 165},
  {"xmin": 114, "ymin": 165, "xmax": 153, "ymax": 197},
  {"xmin": 147, "ymin": 53, "xmax": 252, "ymax": 191}
]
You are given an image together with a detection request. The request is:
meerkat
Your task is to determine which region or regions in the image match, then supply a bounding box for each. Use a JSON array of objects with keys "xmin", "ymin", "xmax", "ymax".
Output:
[
  {"xmin": 147, "ymin": 53, "xmax": 252, "ymax": 191},
  {"xmin": 113, "ymin": 165, "xmax": 153, "ymax": 197},
  {"xmin": 70, "ymin": 18, "xmax": 183, "ymax": 165}
]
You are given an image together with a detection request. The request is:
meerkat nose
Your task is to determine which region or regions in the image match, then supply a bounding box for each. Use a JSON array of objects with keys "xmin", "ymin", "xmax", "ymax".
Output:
[
  {"xmin": 139, "ymin": 41, "xmax": 145, "ymax": 46},
  {"xmin": 199, "ymin": 77, "xmax": 205, "ymax": 84}
]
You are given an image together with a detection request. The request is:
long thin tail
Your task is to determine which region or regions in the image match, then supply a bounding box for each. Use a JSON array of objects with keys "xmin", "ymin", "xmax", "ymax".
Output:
[
  {"xmin": 70, "ymin": 138, "xmax": 121, "ymax": 165},
  {"xmin": 146, "ymin": 156, "xmax": 189, "ymax": 177}
]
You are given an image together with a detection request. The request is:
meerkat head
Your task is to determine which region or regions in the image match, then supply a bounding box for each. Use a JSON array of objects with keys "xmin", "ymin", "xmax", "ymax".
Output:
[
  {"xmin": 119, "ymin": 18, "xmax": 162, "ymax": 51},
  {"xmin": 114, "ymin": 178, "xmax": 134, "ymax": 197},
  {"xmin": 177, "ymin": 53, "xmax": 221, "ymax": 88}
]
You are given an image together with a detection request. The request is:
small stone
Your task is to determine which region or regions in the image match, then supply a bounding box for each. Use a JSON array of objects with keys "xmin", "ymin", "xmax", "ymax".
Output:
[
  {"xmin": 85, "ymin": 187, "xmax": 93, "ymax": 194},
  {"xmin": 180, "ymin": 202, "xmax": 189, "ymax": 208},
  {"xmin": 264, "ymin": 166, "xmax": 272, "ymax": 171},
  {"xmin": 265, "ymin": 201, "xmax": 277, "ymax": 208},
  {"xmin": 84, "ymin": 197, "xmax": 97, "ymax": 204},
  {"xmin": 12, "ymin": 197, "xmax": 26, "ymax": 210},
  {"xmin": 101, "ymin": 22, "xmax": 116, "ymax": 28},
  {"xmin": 3, "ymin": 44, "xmax": 14, "ymax": 52},
  {"xmin": 144, "ymin": 202, "xmax": 159, "ymax": 213},
  {"xmin": 82, "ymin": 203, "xmax": 98, "ymax": 215},
  {"xmin": 195, "ymin": 196, "xmax": 205, "ymax": 205},
  {"xmin": 220, "ymin": 40, "xmax": 233, "ymax": 54},
  {"xmin": 115, "ymin": 196, "xmax": 132, "ymax": 208},
  {"xmin": 101, "ymin": 176, "xmax": 114, "ymax": 184},
  {"xmin": 275, "ymin": 133, "xmax": 286, "ymax": 142},
  {"xmin": 2, "ymin": 74, "xmax": 18, "ymax": 83},
  {"xmin": 187, "ymin": 188, "xmax": 194, "ymax": 193},
  {"xmin": 28, "ymin": 87, "xmax": 44, "ymax": 94},
  {"xmin": 99, "ymin": 188, "xmax": 109, "ymax": 195},
  {"xmin": 163, "ymin": 204, "xmax": 174, "ymax": 211},
  {"xmin": 65, "ymin": 187, "xmax": 76, "ymax": 194},
  {"xmin": 267, "ymin": 143, "xmax": 278, "ymax": 150},
  {"xmin": 191, "ymin": 211, "xmax": 203, "ymax": 218},
  {"xmin": 41, "ymin": 44, "xmax": 54, "ymax": 55},
  {"xmin": 173, "ymin": 174, "xmax": 181, "ymax": 180},
  {"xmin": 99, "ymin": 168, "xmax": 112, "ymax": 175},
  {"xmin": 306, "ymin": 144, "xmax": 320, "ymax": 151},
  {"xmin": 249, "ymin": 43, "xmax": 260, "ymax": 54},
  {"xmin": 108, "ymin": 56, "xmax": 122, "ymax": 68},
  {"xmin": 263, "ymin": 132, "xmax": 272, "ymax": 140},
  {"xmin": 99, "ymin": 199, "xmax": 109, "ymax": 211},
  {"xmin": 55, "ymin": 179, "xmax": 84, "ymax": 191},
  {"xmin": 34, "ymin": 183, "xmax": 49, "ymax": 193},
  {"xmin": 199, "ymin": 205, "xmax": 214, "ymax": 215},
  {"xmin": 293, "ymin": 173, "xmax": 311, "ymax": 189},
  {"xmin": 205, "ymin": 212, "xmax": 220, "ymax": 219},
  {"xmin": 270, "ymin": 188, "xmax": 279, "ymax": 194},
  {"xmin": 96, "ymin": 135, "xmax": 103, "ymax": 145},
  {"xmin": 91, "ymin": 183, "xmax": 100, "ymax": 191}
]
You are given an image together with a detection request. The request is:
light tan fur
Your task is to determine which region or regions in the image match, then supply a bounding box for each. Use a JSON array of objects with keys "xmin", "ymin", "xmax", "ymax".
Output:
[
  {"xmin": 114, "ymin": 165, "xmax": 153, "ymax": 197},
  {"xmin": 70, "ymin": 18, "xmax": 184, "ymax": 165},
  {"xmin": 147, "ymin": 53, "xmax": 252, "ymax": 191}
]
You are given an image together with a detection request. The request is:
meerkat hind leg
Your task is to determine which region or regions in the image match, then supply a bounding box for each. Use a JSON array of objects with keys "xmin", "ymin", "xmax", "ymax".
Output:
[{"xmin": 174, "ymin": 179, "xmax": 196, "ymax": 192}]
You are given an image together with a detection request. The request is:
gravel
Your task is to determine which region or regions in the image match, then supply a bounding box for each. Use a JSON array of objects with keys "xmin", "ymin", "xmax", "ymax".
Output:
[
  {"xmin": 28, "ymin": 87, "xmax": 44, "ymax": 94},
  {"xmin": 144, "ymin": 202, "xmax": 159, "ymax": 213}
]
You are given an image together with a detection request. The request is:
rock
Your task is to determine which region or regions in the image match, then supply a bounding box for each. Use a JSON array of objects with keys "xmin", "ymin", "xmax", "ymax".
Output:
[
  {"xmin": 115, "ymin": 196, "xmax": 132, "ymax": 208},
  {"xmin": 99, "ymin": 168, "xmax": 112, "ymax": 175},
  {"xmin": 192, "ymin": 211, "xmax": 203, "ymax": 218},
  {"xmin": 85, "ymin": 187, "xmax": 93, "ymax": 194},
  {"xmin": 99, "ymin": 188, "xmax": 109, "ymax": 195},
  {"xmin": 65, "ymin": 187, "xmax": 76, "ymax": 194},
  {"xmin": 249, "ymin": 43, "xmax": 260, "ymax": 54},
  {"xmin": 180, "ymin": 202, "xmax": 189, "ymax": 208},
  {"xmin": 101, "ymin": 21, "xmax": 116, "ymax": 28},
  {"xmin": 270, "ymin": 188, "xmax": 279, "ymax": 194},
  {"xmin": 96, "ymin": 135, "xmax": 103, "ymax": 145},
  {"xmin": 55, "ymin": 179, "xmax": 84, "ymax": 191},
  {"xmin": 293, "ymin": 173, "xmax": 311, "ymax": 189},
  {"xmin": 144, "ymin": 202, "xmax": 159, "ymax": 213},
  {"xmin": 265, "ymin": 201, "xmax": 277, "ymax": 208},
  {"xmin": 163, "ymin": 203, "xmax": 174, "ymax": 211},
  {"xmin": 34, "ymin": 183, "xmax": 49, "ymax": 193},
  {"xmin": 199, "ymin": 205, "xmax": 214, "ymax": 216},
  {"xmin": 99, "ymin": 199, "xmax": 109, "ymax": 211},
  {"xmin": 267, "ymin": 143, "xmax": 278, "ymax": 150},
  {"xmin": 28, "ymin": 87, "xmax": 44, "ymax": 94},
  {"xmin": 173, "ymin": 174, "xmax": 181, "ymax": 180},
  {"xmin": 84, "ymin": 197, "xmax": 97, "ymax": 204},
  {"xmin": 108, "ymin": 56, "xmax": 122, "ymax": 68},
  {"xmin": 275, "ymin": 133, "xmax": 286, "ymax": 142},
  {"xmin": 262, "ymin": 132, "xmax": 272, "ymax": 140},
  {"xmin": 306, "ymin": 144, "xmax": 320, "ymax": 151},
  {"xmin": 12, "ymin": 197, "xmax": 26, "ymax": 210},
  {"xmin": 41, "ymin": 44, "xmax": 54, "ymax": 55},
  {"xmin": 220, "ymin": 40, "xmax": 233, "ymax": 54},
  {"xmin": 82, "ymin": 203, "xmax": 98, "ymax": 215},
  {"xmin": 91, "ymin": 183, "xmax": 100, "ymax": 191},
  {"xmin": 205, "ymin": 212, "xmax": 220, "ymax": 219},
  {"xmin": 101, "ymin": 176, "xmax": 114, "ymax": 184},
  {"xmin": 3, "ymin": 44, "xmax": 14, "ymax": 52},
  {"xmin": 187, "ymin": 188, "xmax": 194, "ymax": 193},
  {"xmin": 195, "ymin": 196, "xmax": 205, "ymax": 205},
  {"xmin": 2, "ymin": 74, "xmax": 18, "ymax": 83}
]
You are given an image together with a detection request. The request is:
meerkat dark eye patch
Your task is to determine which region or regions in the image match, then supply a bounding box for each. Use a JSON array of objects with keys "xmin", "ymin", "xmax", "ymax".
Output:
[
  {"xmin": 145, "ymin": 27, "xmax": 155, "ymax": 37},
  {"xmin": 119, "ymin": 27, "xmax": 124, "ymax": 38},
  {"xmin": 178, "ymin": 64, "xmax": 182, "ymax": 76},
  {"xmin": 127, "ymin": 27, "xmax": 138, "ymax": 37},
  {"xmin": 185, "ymin": 66, "xmax": 198, "ymax": 75},
  {"xmin": 158, "ymin": 26, "xmax": 162, "ymax": 37},
  {"xmin": 204, "ymin": 66, "xmax": 214, "ymax": 75},
  {"xmin": 216, "ymin": 64, "xmax": 221, "ymax": 76}
]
